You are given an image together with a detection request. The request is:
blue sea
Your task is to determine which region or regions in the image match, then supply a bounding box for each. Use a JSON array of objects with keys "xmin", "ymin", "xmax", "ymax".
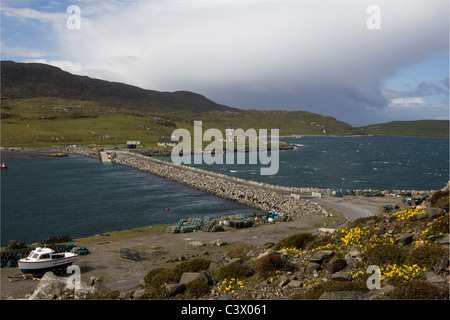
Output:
[{"xmin": 1, "ymin": 136, "xmax": 448, "ymax": 246}]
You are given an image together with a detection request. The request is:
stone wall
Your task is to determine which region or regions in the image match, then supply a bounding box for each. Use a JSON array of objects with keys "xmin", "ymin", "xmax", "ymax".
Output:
[{"xmin": 111, "ymin": 152, "xmax": 328, "ymax": 218}]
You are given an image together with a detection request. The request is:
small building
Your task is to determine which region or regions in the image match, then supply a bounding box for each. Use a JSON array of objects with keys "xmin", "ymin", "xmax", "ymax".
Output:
[
  {"xmin": 157, "ymin": 137, "xmax": 178, "ymax": 147},
  {"xmin": 126, "ymin": 140, "xmax": 141, "ymax": 149}
]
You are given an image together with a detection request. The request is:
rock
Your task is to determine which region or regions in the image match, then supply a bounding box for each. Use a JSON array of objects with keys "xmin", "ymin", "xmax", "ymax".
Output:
[
  {"xmin": 327, "ymin": 257, "xmax": 347, "ymax": 273},
  {"xmin": 165, "ymin": 283, "xmax": 186, "ymax": 297},
  {"xmin": 28, "ymin": 272, "xmax": 67, "ymax": 300},
  {"xmin": 188, "ymin": 241, "xmax": 205, "ymax": 247},
  {"xmin": 119, "ymin": 248, "xmax": 141, "ymax": 261},
  {"xmin": 437, "ymin": 234, "xmax": 450, "ymax": 245},
  {"xmin": 119, "ymin": 290, "xmax": 132, "ymax": 300},
  {"xmin": 349, "ymin": 248, "xmax": 361, "ymax": 257},
  {"xmin": 278, "ymin": 275, "xmax": 290, "ymax": 287},
  {"xmin": 180, "ymin": 272, "xmax": 212, "ymax": 286},
  {"xmin": 132, "ymin": 289, "xmax": 146, "ymax": 299},
  {"xmin": 306, "ymin": 262, "xmax": 321, "ymax": 275},
  {"xmin": 330, "ymin": 272, "xmax": 352, "ymax": 282},
  {"xmin": 257, "ymin": 250, "xmax": 277, "ymax": 260},
  {"xmin": 425, "ymin": 271, "xmax": 446, "ymax": 284},
  {"xmin": 319, "ymin": 291, "xmax": 364, "ymax": 300},
  {"xmin": 287, "ymin": 280, "xmax": 302, "ymax": 288},
  {"xmin": 319, "ymin": 228, "xmax": 336, "ymax": 234},
  {"xmin": 211, "ymin": 239, "xmax": 227, "ymax": 246},
  {"xmin": 395, "ymin": 233, "xmax": 414, "ymax": 245},
  {"xmin": 425, "ymin": 207, "xmax": 445, "ymax": 219},
  {"xmin": 309, "ymin": 250, "xmax": 334, "ymax": 263}
]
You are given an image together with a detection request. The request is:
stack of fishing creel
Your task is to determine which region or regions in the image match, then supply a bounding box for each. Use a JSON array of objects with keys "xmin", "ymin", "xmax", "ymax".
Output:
[
  {"xmin": 7, "ymin": 239, "xmax": 26, "ymax": 250},
  {"xmin": 41, "ymin": 234, "xmax": 72, "ymax": 244}
]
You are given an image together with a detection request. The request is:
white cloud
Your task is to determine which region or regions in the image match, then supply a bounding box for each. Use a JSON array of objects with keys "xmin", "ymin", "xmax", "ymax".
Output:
[
  {"xmin": 3, "ymin": 0, "xmax": 449, "ymax": 125},
  {"xmin": 388, "ymin": 97, "xmax": 425, "ymax": 108}
]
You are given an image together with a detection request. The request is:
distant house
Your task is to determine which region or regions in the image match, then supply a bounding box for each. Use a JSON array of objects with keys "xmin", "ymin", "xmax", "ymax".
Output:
[
  {"xmin": 126, "ymin": 140, "xmax": 141, "ymax": 149},
  {"xmin": 157, "ymin": 137, "xmax": 178, "ymax": 147}
]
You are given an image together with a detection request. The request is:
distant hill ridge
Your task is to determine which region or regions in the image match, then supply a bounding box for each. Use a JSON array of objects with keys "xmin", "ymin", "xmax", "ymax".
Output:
[
  {"xmin": 1, "ymin": 61, "xmax": 448, "ymax": 139},
  {"xmin": 0, "ymin": 61, "xmax": 238, "ymax": 113}
]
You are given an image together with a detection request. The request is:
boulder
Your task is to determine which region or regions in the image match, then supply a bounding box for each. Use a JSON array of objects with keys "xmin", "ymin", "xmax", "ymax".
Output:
[
  {"xmin": 437, "ymin": 234, "xmax": 450, "ymax": 245},
  {"xmin": 28, "ymin": 272, "xmax": 67, "ymax": 300},
  {"xmin": 425, "ymin": 271, "xmax": 446, "ymax": 284},
  {"xmin": 305, "ymin": 262, "xmax": 321, "ymax": 276},
  {"xmin": 277, "ymin": 275, "xmax": 290, "ymax": 288},
  {"xmin": 309, "ymin": 250, "xmax": 334, "ymax": 263},
  {"xmin": 287, "ymin": 280, "xmax": 302, "ymax": 288},
  {"xmin": 179, "ymin": 272, "xmax": 212, "ymax": 286},
  {"xmin": 395, "ymin": 233, "xmax": 414, "ymax": 245},
  {"xmin": 330, "ymin": 271, "xmax": 352, "ymax": 282},
  {"xmin": 327, "ymin": 257, "xmax": 347, "ymax": 273},
  {"xmin": 425, "ymin": 207, "xmax": 445, "ymax": 219},
  {"xmin": 165, "ymin": 283, "xmax": 186, "ymax": 297},
  {"xmin": 188, "ymin": 241, "xmax": 205, "ymax": 247}
]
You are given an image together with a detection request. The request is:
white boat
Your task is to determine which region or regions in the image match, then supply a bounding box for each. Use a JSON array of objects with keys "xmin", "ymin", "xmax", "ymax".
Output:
[{"xmin": 18, "ymin": 247, "xmax": 78, "ymax": 273}]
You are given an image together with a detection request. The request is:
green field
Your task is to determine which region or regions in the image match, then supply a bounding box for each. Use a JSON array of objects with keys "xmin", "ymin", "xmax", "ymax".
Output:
[
  {"xmin": 358, "ymin": 120, "xmax": 449, "ymax": 138},
  {"xmin": 1, "ymin": 98, "xmax": 448, "ymax": 148},
  {"xmin": 0, "ymin": 98, "xmax": 359, "ymax": 148}
]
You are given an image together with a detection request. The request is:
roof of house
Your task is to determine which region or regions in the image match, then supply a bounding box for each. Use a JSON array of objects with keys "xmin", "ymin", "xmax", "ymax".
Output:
[{"xmin": 158, "ymin": 137, "xmax": 176, "ymax": 143}]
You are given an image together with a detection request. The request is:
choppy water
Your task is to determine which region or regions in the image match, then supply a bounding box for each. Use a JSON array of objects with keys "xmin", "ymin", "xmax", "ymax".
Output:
[
  {"xmin": 179, "ymin": 136, "xmax": 449, "ymax": 191},
  {"xmin": 1, "ymin": 136, "xmax": 448, "ymax": 246},
  {"xmin": 0, "ymin": 153, "xmax": 258, "ymax": 246}
]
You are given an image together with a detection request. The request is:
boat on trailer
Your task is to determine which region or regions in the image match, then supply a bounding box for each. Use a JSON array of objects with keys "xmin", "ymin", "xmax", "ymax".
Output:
[{"xmin": 18, "ymin": 247, "xmax": 77, "ymax": 274}]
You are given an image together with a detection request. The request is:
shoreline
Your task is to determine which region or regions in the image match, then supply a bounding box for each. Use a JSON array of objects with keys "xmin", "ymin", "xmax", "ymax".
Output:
[{"xmin": 0, "ymin": 145, "xmax": 439, "ymax": 195}]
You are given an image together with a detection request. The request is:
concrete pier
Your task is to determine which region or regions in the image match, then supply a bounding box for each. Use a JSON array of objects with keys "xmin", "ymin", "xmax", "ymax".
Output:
[{"xmin": 99, "ymin": 151, "xmax": 112, "ymax": 164}]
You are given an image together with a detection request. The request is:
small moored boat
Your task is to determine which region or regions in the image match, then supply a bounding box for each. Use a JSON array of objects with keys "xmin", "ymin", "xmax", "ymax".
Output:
[
  {"xmin": 1, "ymin": 162, "xmax": 7, "ymax": 169},
  {"xmin": 18, "ymin": 247, "xmax": 78, "ymax": 274}
]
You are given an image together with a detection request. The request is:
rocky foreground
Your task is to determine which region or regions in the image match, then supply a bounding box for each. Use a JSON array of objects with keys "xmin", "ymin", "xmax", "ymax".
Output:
[{"xmin": 25, "ymin": 196, "xmax": 449, "ymax": 300}]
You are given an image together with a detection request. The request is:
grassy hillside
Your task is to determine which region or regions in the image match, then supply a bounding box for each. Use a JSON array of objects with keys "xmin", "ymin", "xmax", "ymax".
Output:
[
  {"xmin": 1, "ymin": 98, "xmax": 359, "ymax": 148},
  {"xmin": 358, "ymin": 120, "xmax": 449, "ymax": 138},
  {"xmin": 1, "ymin": 61, "xmax": 237, "ymax": 113}
]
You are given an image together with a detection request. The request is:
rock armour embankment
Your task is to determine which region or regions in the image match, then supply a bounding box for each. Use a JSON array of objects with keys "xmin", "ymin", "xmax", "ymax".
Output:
[{"xmin": 111, "ymin": 152, "xmax": 328, "ymax": 218}]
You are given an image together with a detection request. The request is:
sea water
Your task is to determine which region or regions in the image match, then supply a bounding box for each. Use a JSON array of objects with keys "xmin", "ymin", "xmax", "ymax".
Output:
[
  {"xmin": 1, "ymin": 136, "xmax": 448, "ymax": 246},
  {"xmin": 0, "ymin": 152, "xmax": 258, "ymax": 246},
  {"xmin": 180, "ymin": 136, "xmax": 449, "ymax": 191}
]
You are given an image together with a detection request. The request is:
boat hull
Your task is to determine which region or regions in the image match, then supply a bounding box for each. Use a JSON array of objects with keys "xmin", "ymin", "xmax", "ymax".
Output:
[{"xmin": 18, "ymin": 255, "xmax": 78, "ymax": 273}]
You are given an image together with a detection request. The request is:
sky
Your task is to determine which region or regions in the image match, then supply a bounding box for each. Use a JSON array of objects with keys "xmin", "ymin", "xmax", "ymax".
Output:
[{"xmin": 1, "ymin": 0, "xmax": 449, "ymax": 126}]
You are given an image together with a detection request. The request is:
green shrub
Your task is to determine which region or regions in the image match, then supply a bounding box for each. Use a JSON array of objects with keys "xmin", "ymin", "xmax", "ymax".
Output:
[
  {"xmin": 255, "ymin": 254, "xmax": 292, "ymax": 278},
  {"xmin": 143, "ymin": 268, "xmax": 178, "ymax": 288},
  {"xmin": 433, "ymin": 215, "xmax": 449, "ymax": 234},
  {"xmin": 186, "ymin": 279, "xmax": 211, "ymax": 298},
  {"xmin": 291, "ymin": 280, "xmax": 369, "ymax": 300},
  {"xmin": 214, "ymin": 262, "xmax": 254, "ymax": 281},
  {"xmin": 172, "ymin": 258, "xmax": 212, "ymax": 278},
  {"xmin": 350, "ymin": 216, "xmax": 382, "ymax": 227},
  {"xmin": 362, "ymin": 244, "xmax": 407, "ymax": 267},
  {"xmin": 406, "ymin": 245, "xmax": 448, "ymax": 269},
  {"xmin": 272, "ymin": 233, "xmax": 314, "ymax": 251},
  {"xmin": 387, "ymin": 280, "xmax": 449, "ymax": 299},
  {"xmin": 429, "ymin": 190, "xmax": 449, "ymax": 208},
  {"xmin": 434, "ymin": 195, "xmax": 449, "ymax": 212}
]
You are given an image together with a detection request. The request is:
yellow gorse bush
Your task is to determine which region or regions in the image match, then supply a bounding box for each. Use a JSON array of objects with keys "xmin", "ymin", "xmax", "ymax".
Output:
[
  {"xmin": 335, "ymin": 226, "xmax": 370, "ymax": 247},
  {"xmin": 217, "ymin": 278, "xmax": 245, "ymax": 294},
  {"xmin": 380, "ymin": 264, "xmax": 425, "ymax": 282},
  {"xmin": 394, "ymin": 208, "xmax": 426, "ymax": 220}
]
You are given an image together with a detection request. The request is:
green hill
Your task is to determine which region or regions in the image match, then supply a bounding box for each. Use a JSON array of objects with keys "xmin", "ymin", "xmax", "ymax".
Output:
[
  {"xmin": 358, "ymin": 120, "xmax": 449, "ymax": 138},
  {"xmin": 1, "ymin": 61, "xmax": 447, "ymax": 148},
  {"xmin": 0, "ymin": 98, "xmax": 361, "ymax": 147},
  {"xmin": 0, "ymin": 61, "xmax": 237, "ymax": 113}
]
